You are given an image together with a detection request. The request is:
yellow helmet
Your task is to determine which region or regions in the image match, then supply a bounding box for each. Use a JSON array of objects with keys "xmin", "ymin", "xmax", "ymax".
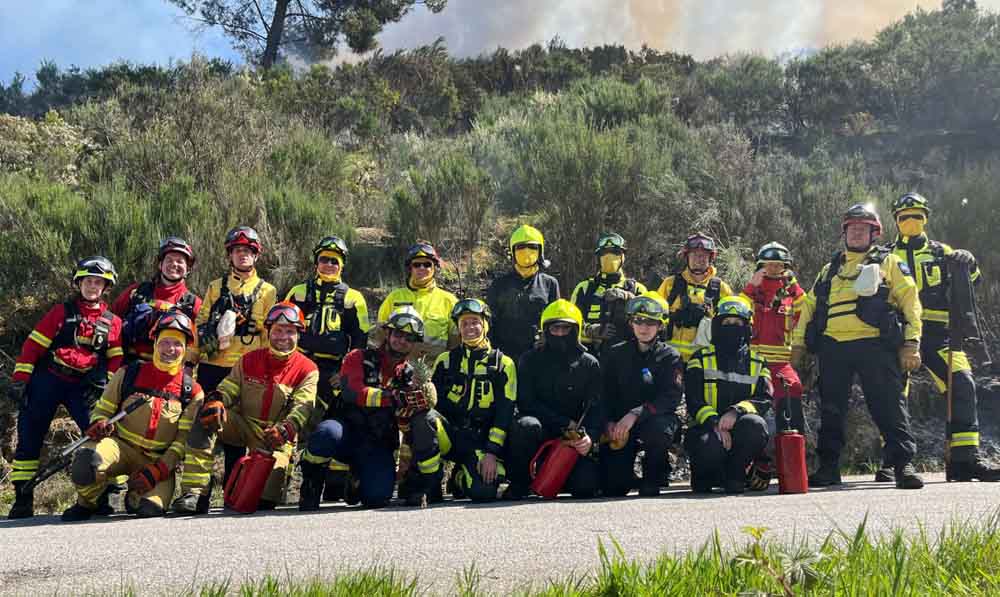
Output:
[
  {"xmin": 540, "ymin": 299, "xmax": 583, "ymax": 342},
  {"xmin": 626, "ymin": 291, "xmax": 669, "ymax": 323},
  {"xmin": 509, "ymin": 224, "xmax": 545, "ymax": 252}
]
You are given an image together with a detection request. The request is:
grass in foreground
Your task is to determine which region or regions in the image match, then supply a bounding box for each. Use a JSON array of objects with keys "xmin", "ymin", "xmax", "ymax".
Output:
[{"xmin": 94, "ymin": 511, "xmax": 1000, "ymax": 596}]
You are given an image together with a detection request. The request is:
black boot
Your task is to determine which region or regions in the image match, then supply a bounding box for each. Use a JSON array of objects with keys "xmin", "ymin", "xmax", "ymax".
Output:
[
  {"xmin": 894, "ymin": 462, "xmax": 924, "ymax": 489},
  {"xmin": 808, "ymin": 459, "xmax": 843, "ymax": 487},
  {"xmin": 94, "ymin": 486, "xmax": 115, "ymax": 516},
  {"xmin": 322, "ymin": 469, "xmax": 348, "ymax": 503},
  {"xmin": 299, "ymin": 462, "xmax": 326, "ymax": 512},
  {"xmin": 8, "ymin": 482, "xmax": 34, "ymax": 520},
  {"xmin": 61, "ymin": 503, "xmax": 96, "ymax": 522},
  {"xmin": 874, "ymin": 465, "xmax": 895, "ymax": 482},
  {"xmin": 404, "ymin": 473, "xmax": 430, "ymax": 508},
  {"xmin": 172, "ymin": 486, "xmax": 212, "ymax": 515},
  {"xmin": 947, "ymin": 458, "xmax": 1000, "ymax": 482},
  {"xmin": 221, "ymin": 443, "xmax": 246, "ymax": 488}
]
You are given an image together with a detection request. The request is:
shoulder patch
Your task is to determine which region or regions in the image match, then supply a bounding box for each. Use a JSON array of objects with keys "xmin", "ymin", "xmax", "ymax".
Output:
[{"xmin": 898, "ymin": 262, "xmax": 912, "ymax": 276}]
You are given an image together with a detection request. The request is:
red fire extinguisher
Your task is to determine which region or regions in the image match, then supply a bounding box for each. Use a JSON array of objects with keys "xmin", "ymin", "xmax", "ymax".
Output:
[
  {"xmin": 224, "ymin": 449, "xmax": 276, "ymax": 513},
  {"xmin": 530, "ymin": 438, "xmax": 580, "ymax": 499},
  {"xmin": 774, "ymin": 375, "xmax": 808, "ymax": 494}
]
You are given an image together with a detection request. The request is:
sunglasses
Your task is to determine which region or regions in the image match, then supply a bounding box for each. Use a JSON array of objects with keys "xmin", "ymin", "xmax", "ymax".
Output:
[
  {"xmin": 317, "ymin": 255, "xmax": 341, "ymax": 265},
  {"xmin": 411, "ymin": 261, "xmax": 434, "ymax": 269}
]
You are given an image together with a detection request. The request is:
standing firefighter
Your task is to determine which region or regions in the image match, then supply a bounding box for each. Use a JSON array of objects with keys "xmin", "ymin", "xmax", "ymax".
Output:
[
  {"xmin": 409, "ymin": 299, "xmax": 517, "ymax": 505},
  {"xmin": 112, "ymin": 237, "xmax": 202, "ymax": 363},
  {"xmin": 299, "ymin": 309, "xmax": 432, "ymax": 510},
  {"xmin": 792, "ymin": 204, "xmax": 925, "ymax": 489},
  {"xmin": 195, "ymin": 226, "xmax": 277, "ymax": 392},
  {"xmin": 509, "ymin": 299, "xmax": 603, "ymax": 499},
  {"xmin": 62, "ymin": 311, "xmax": 205, "ymax": 521},
  {"xmin": 172, "ymin": 302, "xmax": 317, "ymax": 513},
  {"xmin": 487, "ymin": 225, "xmax": 561, "ymax": 362},
  {"xmin": 684, "ymin": 297, "xmax": 772, "ymax": 494},
  {"xmin": 7, "ymin": 256, "xmax": 124, "ymax": 519},
  {"xmin": 571, "ymin": 233, "xmax": 648, "ymax": 356},
  {"xmin": 743, "ymin": 242, "xmax": 806, "ymax": 432},
  {"xmin": 601, "ymin": 293, "xmax": 684, "ymax": 497},
  {"xmin": 885, "ymin": 192, "xmax": 1000, "ymax": 482},
  {"xmin": 656, "ymin": 233, "xmax": 733, "ymax": 361},
  {"xmin": 286, "ymin": 236, "xmax": 370, "ymax": 501}
]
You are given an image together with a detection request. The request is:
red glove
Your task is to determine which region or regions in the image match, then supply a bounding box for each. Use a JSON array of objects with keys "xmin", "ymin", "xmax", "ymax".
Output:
[
  {"xmin": 128, "ymin": 461, "xmax": 170, "ymax": 495},
  {"xmin": 85, "ymin": 419, "xmax": 115, "ymax": 440},
  {"xmin": 262, "ymin": 420, "xmax": 297, "ymax": 450},
  {"xmin": 199, "ymin": 396, "xmax": 227, "ymax": 431},
  {"xmin": 403, "ymin": 390, "xmax": 429, "ymax": 413}
]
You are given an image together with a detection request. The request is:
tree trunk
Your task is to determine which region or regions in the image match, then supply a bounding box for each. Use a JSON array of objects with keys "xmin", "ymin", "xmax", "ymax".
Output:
[{"xmin": 261, "ymin": 0, "xmax": 291, "ymax": 69}]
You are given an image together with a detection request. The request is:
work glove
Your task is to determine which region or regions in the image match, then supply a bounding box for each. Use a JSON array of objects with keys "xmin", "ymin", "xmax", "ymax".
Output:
[
  {"xmin": 747, "ymin": 459, "xmax": 774, "ymax": 491},
  {"xmin": 7, "ymin": 380, "xmax": 27, "ymax": 410},
  {"xmin": 402, "ymin": 390, "xmax": 430, "ymax": 413},
  {"xmin": 899, "ymin": 340, "xmax": 922, "ymax": 373},
  {"xmin": 584, "ymin": 323, "xmax": 608, "ymax": 341},
  {"xmin": 604, "ymin": 287, "xmax": 634, "ymax": 303},
  {"xmin": 790, "ymin": 345, "xmax": 808, "ymax": 372},
  {"xmin": 85, "ymin": 419, "xmax": 115, "ymax": 440},
  {"xmin": 950, "ymin": 249, "xmax": 976, "ymax": 266},
  {"xmin": 128, "ymin": 461, "xmax": 170, "ymax": 495},
  {"xmin": 199, "ymin": 396, "xmax": 227, "ymax": 431},
  {"xmin": 262, "ymin": 420, "xmax": 297, "ymax": 450}
]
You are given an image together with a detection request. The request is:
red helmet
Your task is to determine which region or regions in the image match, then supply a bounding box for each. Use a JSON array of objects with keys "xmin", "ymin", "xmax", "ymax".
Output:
[
  {"xmin": 842, "ymin": 204, "xmax": 882, "ymax": 236},
  {"xmin": 225, "ymin": 226, "xmax": 262, "ymax": 253},
  {"xmin": 265, "ymin": 301, "xmax": 306, "ymax": 331},
  {"xmin": 158, "ymin": 236, "xmax": 195, "ymax": 266},
  {"xmin": 150, "ymin": 309, "xmax": 195, "ymax": 344},
  {"xmin": 679, "ymin": 233, "xmax": 718, "ymax": 260}
]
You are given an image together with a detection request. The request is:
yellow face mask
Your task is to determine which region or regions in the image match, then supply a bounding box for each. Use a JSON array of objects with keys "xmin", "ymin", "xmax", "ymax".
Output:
[
  {"xmin": 514, "ymin": 246, "xmax": 539, "ymax": 269},
  {"xmin": 896, "ymin": 209, "xmax": 927, "ymax": 238},
  {"xmin": 153, "ymin": 330, "xmax": 187, "ymax": 375},
  {"xmin": 316, "ymin": 251, "xmax": 344, "ymax": 283},
  {"xmin": 599, "ymin": 253, "xmax": 623, "ymax": 274}
]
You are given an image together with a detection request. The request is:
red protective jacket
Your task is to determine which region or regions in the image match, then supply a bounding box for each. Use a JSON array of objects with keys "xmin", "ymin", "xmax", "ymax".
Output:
[
  {"xmin": 743, "ymin": 276, "xmax": 805, "ymax": 365},
  {"xmin": 13, "ymin": 299, "xmax": 124, "ymax": 383},
  {"xmin": 339, "ymin": 347, "xmax": 405, "ymax": 409},
  {"xmin": 112, "ymin": 280, "xmax": 203, "ymax": 361}
]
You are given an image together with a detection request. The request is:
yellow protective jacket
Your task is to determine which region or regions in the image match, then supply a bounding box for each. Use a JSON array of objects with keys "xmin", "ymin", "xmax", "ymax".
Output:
[
  {"xmin": 793, "ymin": 249, "xmax": 922, "ymax": 347},
  {"xmin": 889, "ymin": 234, "xmax": 980, "ymax": 330},
  {"xmin": 570, "ymin": 274, "xmax": 648, "ymax": 346},
  {"xmin": 431, "ymin": 343, "xmax": 517, "ymax": 455},
  {"xmin": 216, "ymin": 348, "xmax": 318, "ymax": 436},
  {"xmin": 655, "ymin": 267, "xmax": 733, "ymax": 359},
  {"xmin": 196, "ymin": 271, "xmax": 277, "ymax": 368},
  {"xmin": 685, "ymin": 345, "xmax": 771, "ymax": 426},
  {"xmin": 377, "ymin": 285, "xmax": 458, "ymax": 356},
  {"xmin": 91, "ymin": 362, "xmax": 205, "ymax": 469}
]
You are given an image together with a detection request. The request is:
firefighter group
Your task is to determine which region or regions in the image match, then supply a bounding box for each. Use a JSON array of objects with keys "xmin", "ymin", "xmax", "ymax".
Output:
[{"xmin": 6, "ymin": 192, "xmax": 999, "ymax": 521}]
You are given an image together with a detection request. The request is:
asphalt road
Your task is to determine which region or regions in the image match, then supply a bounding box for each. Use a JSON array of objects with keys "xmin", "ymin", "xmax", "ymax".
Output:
[{"xmin": 1, "ymin": 473, "xmax": 999, "ymax": 596}]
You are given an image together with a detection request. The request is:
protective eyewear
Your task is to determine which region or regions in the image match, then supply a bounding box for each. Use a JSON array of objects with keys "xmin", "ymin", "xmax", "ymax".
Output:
[
  {"xmin": 685, "ymin": 238, "xmax": 715, "ymax": 251},
  {"xmin": 266, "ymin": 305, "xmax": 303, "ymax": 327},
  {"xmin": 317, "ymin": 255, "xmax": 341, "ymax": 265},
  {"xmin": 410, "ymin": 261, "xmax": 435, "ymax": 269},
  {"xmin": 896, "ymin": 214, "xmax": 926, "ymax": 222},
  {"xmin": 79, "ymin": 257, "xmax": 115, "ymax": 273},
  {"xmin": 226, "ymin": 226, "xmax": 260, "ymax": 244},
  {"xmin": 631, "ymin": 316, "xmax": 661, "ymax": 326},
  {"xmin": 895, "ymin": 195, "xmax": 927, "ymax": 210},
  {"xmin": 453, "ymin": 299, "xmax": 488, "ymax": 317}
]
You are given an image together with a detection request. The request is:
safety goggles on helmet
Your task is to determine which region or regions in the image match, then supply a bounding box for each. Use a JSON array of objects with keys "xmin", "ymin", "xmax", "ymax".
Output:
[
  {"xmin": 73, "ymin": 256, "xmax": 118, "ymax": 287},
  {"xmin": 714, "ymin": 297, "xmax": 753, "ymax": 323},
  {"xmin": 626, "ymin": 295, "xmax": 666, "ymax": 323},
  {"xmin": 509, "ymin": 224, "xmax": 545, "ymax": 252},
  {"xmin": 755, "ymin": 242, "xmax": 792, "ymax": 267},
  {"xmin": 595, "ymin": 233, "xmax": 626, "ymax": 255},
  {"xmin": 405, "ymin": 242, "xmax": 440, "ymax": 266},
  {"xmin": 384, "ymin": 310, "xmax": 425, "ymax": 342},
  {"xmin": 158, "ymin": 236, "xmax": 195, "ymax": 265},
  {"xmin": 313, "ymin": 236, "xmax": 348, "ymax": 263},
  {"xmin": 892, "ymin": 192, "xmax": 931, "ymax": 217},
  {"xmin": 225, "ymin": 226, "xmax": 262, "ymax": 253},
  {"xmin": 451, "ymin": 298, "xmax": 492, "ymax": 323},
  {"xmin": 151, "ymin": 309, "xmax": 195, "ymax": 343},
  {"xmin": 841, "ymin": 203, "xmax": 883, "ymax": 236},
  {"xmin": 265, "ymin": 302, "xmax": 306, "ymax": 331}
]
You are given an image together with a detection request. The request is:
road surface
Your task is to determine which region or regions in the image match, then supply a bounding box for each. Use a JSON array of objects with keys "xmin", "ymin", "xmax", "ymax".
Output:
[{"xmin": 2, "ymin": 474, "xmax": 999, "ymax": 595}]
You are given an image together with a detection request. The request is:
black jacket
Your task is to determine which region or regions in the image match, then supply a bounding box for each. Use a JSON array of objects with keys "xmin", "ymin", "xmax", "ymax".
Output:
[
  {"xmin": 602, "ymin": 338, "xmax": 683, "ymax": 430},
  {"xmin": 486, "ymin": 270, "xmax": 560, "ymax": 361},
  {"xmin": 517, "ymin": 344, "xmax": 604, "ymax": 438}
]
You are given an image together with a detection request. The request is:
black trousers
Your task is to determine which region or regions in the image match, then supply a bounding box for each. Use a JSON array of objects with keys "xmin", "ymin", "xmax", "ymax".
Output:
[
  {"xmin": 600, "ymin": 413, "xmax": 674, "ymax": 496},
  {"xmin": 817, "ymin": 337, "xmax": 916, "ymax": 465},
  {"xmin": 507, "ymin": 416, "xmax": 601, "ymax": 498},
  {"xmin": 922, "ymin": 332, "xmax": 980, "ymax": 462},
  {"xmin": 685, "ymin": 413, "xmax": 768, "ymax": 490},
  {"xmin": 409, "ymin": 410, "xmax": 503, "ymax": 502}
]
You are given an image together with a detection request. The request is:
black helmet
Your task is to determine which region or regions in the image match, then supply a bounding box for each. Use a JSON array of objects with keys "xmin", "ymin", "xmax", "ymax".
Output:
[
  {"xmin": 891, "ymin": 192, "xmax": 931, "ymax": 217},
  {"xmin": 755, "ymin": 242, "xmax": 793, "ymax": 268},
  {"xmin": 594, "ymin": 233, "xmax": 626, "ymax": 255},
  {"xmin": 451, "ymin": 298, "xmax": 492, "ymax": 323},
  {"xmin": 312, "ymin": 236, "xmax": 349, "ymax": 263},
  {"xmin": 73, "ymin": 256, "xmax": 118, "ymax": 287},
  {"xmin": 384, "ymin": 308, "xmax": 425, "ymax": 342}
]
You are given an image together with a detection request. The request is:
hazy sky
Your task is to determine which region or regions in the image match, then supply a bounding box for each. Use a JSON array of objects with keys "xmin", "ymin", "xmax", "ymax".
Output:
[{"xmin": 3, "ymin": 1, "xmax": 1000, "ymax": 84}]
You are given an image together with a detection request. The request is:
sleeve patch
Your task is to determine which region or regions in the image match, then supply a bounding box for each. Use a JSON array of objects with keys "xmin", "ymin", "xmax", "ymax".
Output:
[{"xmin": 898, "ymin": 262, "xmax": 912, "ymax": 276}]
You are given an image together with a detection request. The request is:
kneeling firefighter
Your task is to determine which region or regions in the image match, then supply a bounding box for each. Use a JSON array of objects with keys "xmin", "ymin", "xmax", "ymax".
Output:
[
  {"xmin": 571, "ymin": 233, "xmax": 647, "ymax": 356},
  {"xmin": 508, "ymin": 299, "xmax": 604, "ymax": 499},
  {"xmin": 791, "ymin": 204, "xmax": 924, "ymax": 489},
  {"xmin": 172, "ymin": 302, "xmax": 318, "ymax": 513},
  {"xmin": 408, "ymin": 299, "xmax": 517, "ymax": 505},
  {"xmin": 600, "ymin": 293, "xmax": 685, "ymax": 497},
  {"xmin": 684, "ymin": 297, "xmax": 772, "ymax": 494},
  {"xmin": 884, "ymin": 192, "xmax": 1000, "ymax": 483},
  {"xmin": 286, "ymin": 236, "xmax": 370, "ymax": 501},
  {"xmin": 63, "ymin": 311, "xmax": 205, "ymax": 521},
  {"xmin": 299, "ymin": 309, "xmax": 434, "ymax": 509}
]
